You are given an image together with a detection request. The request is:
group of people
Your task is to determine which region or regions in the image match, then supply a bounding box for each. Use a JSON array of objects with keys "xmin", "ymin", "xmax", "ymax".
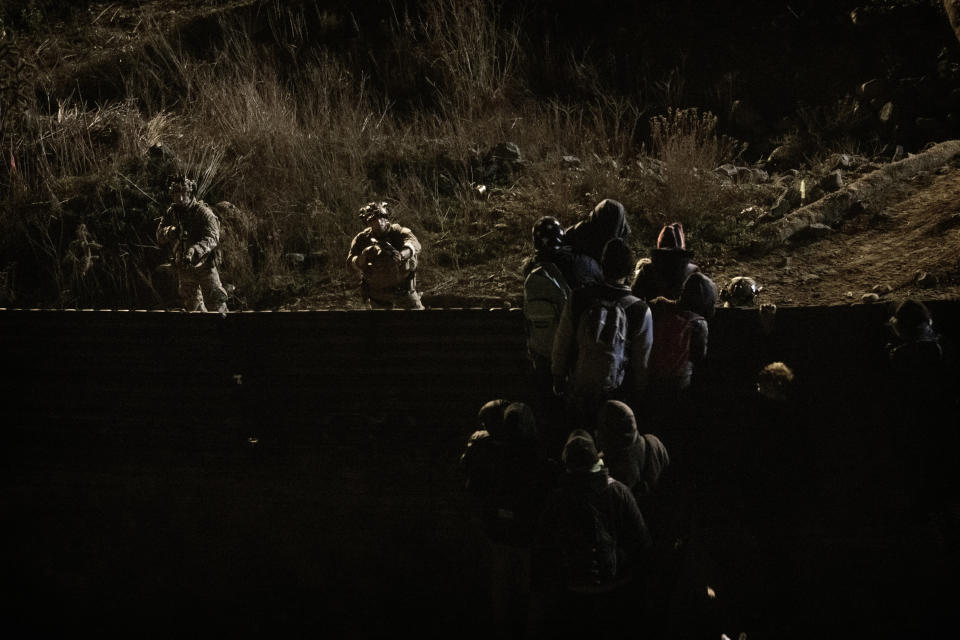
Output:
[{"xmin": 461, "ymin": 197, "xmax": 952, "ymax": 639}]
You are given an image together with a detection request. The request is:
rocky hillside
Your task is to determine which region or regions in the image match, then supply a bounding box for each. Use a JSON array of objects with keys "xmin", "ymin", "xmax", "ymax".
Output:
[{"xmin": 1, "ymin": 0, "xmax": 958, "ymax": 311}]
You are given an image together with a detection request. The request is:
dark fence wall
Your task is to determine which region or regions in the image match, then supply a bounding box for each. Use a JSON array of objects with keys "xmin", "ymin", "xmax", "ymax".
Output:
[{"xmin": 2, "ymin": 302, "xmax": 958, "ymax": 638}]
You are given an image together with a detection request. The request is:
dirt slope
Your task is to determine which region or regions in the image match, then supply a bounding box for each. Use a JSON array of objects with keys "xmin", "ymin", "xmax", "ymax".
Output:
[{"xmin": 710, "ymin": 161, "xmax": 960, "ymax": 308}]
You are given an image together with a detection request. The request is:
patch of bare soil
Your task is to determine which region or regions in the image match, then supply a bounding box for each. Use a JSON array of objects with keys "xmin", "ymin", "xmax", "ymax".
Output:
[{"xmin": 713, "ymin": 163, "xmax": 960, "ymax": 308}]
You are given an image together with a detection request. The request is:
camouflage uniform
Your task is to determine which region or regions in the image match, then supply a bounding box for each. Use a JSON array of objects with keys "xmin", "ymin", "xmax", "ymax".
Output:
[
  {"xmin": 347, "ymin": 214, "xmax": 423, "ymax": 310},
  {"xmin": 157, "ymin": 199, "xmax": 229, "ymax": 313}
]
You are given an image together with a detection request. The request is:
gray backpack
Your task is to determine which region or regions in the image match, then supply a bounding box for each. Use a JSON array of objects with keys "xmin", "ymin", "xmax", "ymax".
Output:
[
  {"xmin": 573, "ymin": 295, "xmax": 637, "ymax": 397},
  {"xmin": 523, "ymin": 261, "xmax": 571, "ymax": 359}
]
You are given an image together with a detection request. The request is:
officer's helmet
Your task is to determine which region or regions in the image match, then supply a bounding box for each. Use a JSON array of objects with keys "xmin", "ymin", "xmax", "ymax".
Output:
[
  {"xmin": 169, "ymin": 174, "xmax": 197, "ymax": 194},
  {"xmin": 722, "ymin": 276, "xmax": 761, "ymax": 306},
  {"xmin": 359, "ymin": 201, "xmax": 390, "ymax": 221},
  {"xmin": 532, "ymin": 216, "xmax": 564, "ymax": 252}
]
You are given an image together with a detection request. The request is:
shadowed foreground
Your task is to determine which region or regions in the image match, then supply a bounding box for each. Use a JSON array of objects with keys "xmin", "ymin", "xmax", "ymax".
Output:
[{"xmin": 2, "ymin": 304, "xmax": 958, "ymax": 638}]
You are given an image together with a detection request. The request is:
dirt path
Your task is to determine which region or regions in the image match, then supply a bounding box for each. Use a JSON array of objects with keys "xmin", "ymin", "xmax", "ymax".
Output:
[{"xmin": 708, "ymin": 164, "xmax": 960, "ymax": 308}]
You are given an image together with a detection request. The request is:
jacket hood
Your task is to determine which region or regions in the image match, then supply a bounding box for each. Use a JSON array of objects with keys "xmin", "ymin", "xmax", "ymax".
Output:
[
  {"xmin": 565, "ymin": 199, "xmax": 630, "ymax": 261},
  {"xmin": 596, "ymin": 400, "xmax": 639, "ymax": 451},
  {"xmin": 502, "ymin": 401, "xmax": 537, "ymax": 441},
  {"xmin": 477, "ymin": 399, "xmax": 509, "ymax": 438},
  {"xmin": 679, "ymin": 272, "xmax": 717, "ymax": 319}
]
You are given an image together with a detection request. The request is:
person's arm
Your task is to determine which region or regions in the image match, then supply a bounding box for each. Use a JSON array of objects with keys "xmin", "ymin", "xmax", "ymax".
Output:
[
  {"xmin": 628, "ymin": 303, "xmax": 654, "ymax": 393},
  {"xmin": 689, "ymin": 314, "xmax": 708, "ymax": 365},
  {"xmin": 346, "ymin": 233, "xmax": 369, "ymax": 274},
  {"xmin": 156, "ymin": 208, "xmax": 177, "ymax": 246},
  {"xmin": 396, "ymin": 226, "xmax": 420, "ymax": 261},
  {"xmin": 183, "ymin": 204, "xmax": 220, "ymax": 265}
]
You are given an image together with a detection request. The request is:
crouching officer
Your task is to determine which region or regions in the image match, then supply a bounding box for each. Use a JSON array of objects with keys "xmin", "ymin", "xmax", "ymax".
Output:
[
  {"xmin": 346, "ymin": 201, "xmax": 424, "ymax": 310},
  {"xmin": 156, "ymin": 174, "xmax": 229, "ymax": 313}
]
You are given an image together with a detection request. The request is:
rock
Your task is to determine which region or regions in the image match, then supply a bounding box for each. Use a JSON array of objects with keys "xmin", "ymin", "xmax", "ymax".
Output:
[
  {"xmin": 859, "ymin": 79, "xmax": 889, "ymax": 101},
  {"xmin": 872, "ymin": 283, "xmax": 892, "ymax": 295},
  {"xmin": 819, "ymin": 170, "xmax": 843, "ymax": 193},
  {"xmin": 878, "ymin": 101, "xmax": 897, "ymax": 124},
  {"xmin": 561, "ymin": 155, "xmax": 581, "ymax": 168},
  {"xmin": 860, "ymin": 293, "xmax": 881, "ymax": 304},
  {"xmin": 715, "ymin": 164, "xmax": 739, "ymax": 181},
  {"xmin": 770, "ymin": 187, "xmax": 802, "ymax": 218},
  {"xmin": 800, "ymin": 179, "xmax": 825, "ymax": 205},
  {"xmin": 914, "ymin": 270, "xmax": 938, "ymax": 287},
  {"xmin": 767, "ymin": 144, "xmax": 803, "ymax": 172}
]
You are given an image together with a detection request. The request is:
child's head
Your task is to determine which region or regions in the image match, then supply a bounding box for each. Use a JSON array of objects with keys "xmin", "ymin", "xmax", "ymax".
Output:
[
  {"xmin": 757, "ymin": 361, "xmax": 795, "ymax": 403},
  {"xmin": 679, "ymin": 272, "xmax": 718, "ymax": 319}
]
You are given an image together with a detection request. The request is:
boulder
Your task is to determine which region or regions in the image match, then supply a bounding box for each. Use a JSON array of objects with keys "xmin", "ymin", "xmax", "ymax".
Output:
[
  {"xmin": 947, "ymin": 0, "xmax": 960, "ymax": 48},
  {"xmin": 859, "ymin": 78, "xmax": 889, "ymax": 102},
  {"xmin": 763, "ymin": 140, "xmax": 960, "ymax": 244}
]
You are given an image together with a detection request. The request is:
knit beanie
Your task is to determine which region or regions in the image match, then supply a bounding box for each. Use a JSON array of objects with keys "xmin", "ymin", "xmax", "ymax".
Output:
[{"xmin": 657, "ymin": 223, "xmax": 686, "ymax": 250}]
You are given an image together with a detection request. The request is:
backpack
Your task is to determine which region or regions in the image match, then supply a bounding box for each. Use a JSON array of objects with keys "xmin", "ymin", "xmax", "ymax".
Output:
[
  {"xmin": 572, "ymin": 295, "xmax": 638, "ymax": 397},
  {"xmin": 523, "ymin": 261, "xmax": 571, "ymax": 358},
  {"xmin": 648, "ymin": 309, "xmax": 694, "ymax": 380},
  {"xmin": 557, "ymin": 482, "xmax": 618, "ymax": 590}
]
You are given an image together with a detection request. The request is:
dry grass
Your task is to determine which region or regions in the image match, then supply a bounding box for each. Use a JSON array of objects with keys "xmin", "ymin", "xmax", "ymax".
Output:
[{"xmin": 0, "ymin": 1, "xmax": 763, "ymax": 309}]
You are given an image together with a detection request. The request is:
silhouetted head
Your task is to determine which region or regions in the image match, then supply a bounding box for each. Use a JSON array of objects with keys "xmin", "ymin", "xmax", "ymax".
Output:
[
  {"xmin": 680, "ymin": 272, "xmax": 718, "ymax": 319},
  {"xmin": 477, "ymin": 399, "xmax": 509, "ymax": 438},
  {"xmin": 502, "ymin": 402, "xmax": 537, "ymax": 441},
  {"xmin": 596, "ymin": 400, "xmax": 638, "ymax": 451},
  {"xmin": 562, "ymin": 429, "xmax": 600, "ymax": 472},
  {"xmin": 656, "ymin": 222, "xmax": 686, "ymax": 250},
  {"xmin": 600, "ymin": 237, "xmax": 634, "ymax": 282},
  {"xmin": 757, "ymin": 361, "xmax": 795, "ymax": 403},
  {"xmin": 888, "ymin": 299, "xmax": 933, "ymax": 340}
]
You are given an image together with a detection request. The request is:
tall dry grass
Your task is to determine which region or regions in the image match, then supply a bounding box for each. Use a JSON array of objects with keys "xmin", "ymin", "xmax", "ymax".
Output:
[{"xmin": 1, "ymin": 1, "xmax": 758, "ymax": 309}]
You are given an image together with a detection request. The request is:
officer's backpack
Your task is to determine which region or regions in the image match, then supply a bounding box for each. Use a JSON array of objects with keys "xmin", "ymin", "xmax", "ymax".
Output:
[
  {"xmin": 558, "ymin": 483, "xmax": 619, "ymax": 591},
  {"xmin": 523, "ymin": 261, "xmax": 571, "ymax": 359},
  {"xmin": 573, "ymin": 295, "xmax": 638, "ymax": 397}
]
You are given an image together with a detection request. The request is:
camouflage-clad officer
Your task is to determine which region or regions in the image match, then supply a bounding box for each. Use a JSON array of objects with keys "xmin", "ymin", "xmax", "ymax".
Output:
[
  {"xmin": 347, "ymin": 201, "xmax": 424, "ymax": 310},
  {"xmin": 156, "ymin": 174, "xmax": 229, "ymax": 313}
]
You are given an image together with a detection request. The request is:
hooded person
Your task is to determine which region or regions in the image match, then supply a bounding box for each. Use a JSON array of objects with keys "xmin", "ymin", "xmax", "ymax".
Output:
[
  {"xmin": 531, "ymin": 429, "xmax": 652, "ymax": 639},
  {"xmin": 563, "ymin": 199, "xmax": 631, "ymax": 265},
  {"xmin": 551, "ymin": 237, "xmax": 653, "ymax": 430},
  {"xmin": 595, "ymin": 400, "xmax": 670, "ymax": 505},
  {"xmin": 460, "ymin": 401, "xmax": 559, "ymax": 639},
  {"xmin": 631, "ymin": 222, "xmax": 700, "ymax": 302},
  {"xmin": 885, "ymin": 299, "xmax": 943, "ymax": 372}
]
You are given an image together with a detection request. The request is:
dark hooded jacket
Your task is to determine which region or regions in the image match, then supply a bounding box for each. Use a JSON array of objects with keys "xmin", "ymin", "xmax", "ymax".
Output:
[
  {"xmin": 631, "ymin": 224, "xmax": 700, "ymax": 302},
  {"xmin": 595, "ymin": 400, "xmax": 670, "ymax": 504},
  {"xmin": 521, "ymin": 245, "xmax": 603, "ymax": 291},
  {"xmin": 563, "ymin": 199, "xmax": 631, "ymax": 265},
  {"xmin": 461, "ymin": 402, "xmax": 559, "ymax": 547},
  {"xmin": 536, "ymin": 466, "xmax": 652, "ymax": 592}
]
